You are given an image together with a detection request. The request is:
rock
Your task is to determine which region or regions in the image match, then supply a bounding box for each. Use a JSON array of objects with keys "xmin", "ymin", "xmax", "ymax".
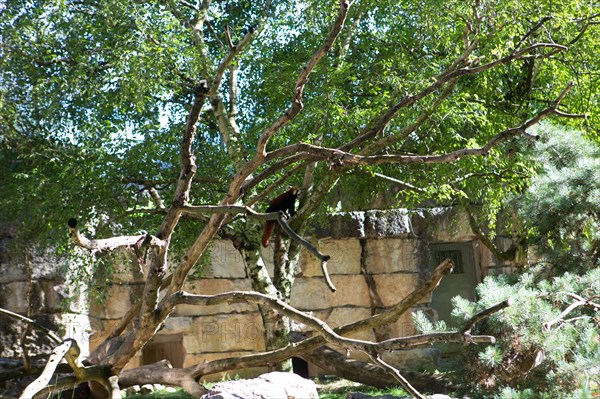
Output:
[
  {"xmin": 123, "ymin": 385, "xmax": 141, "ymax": 396},
  {"xmin": 312, "ymin": 212, "xmax": 365, "ymax": 239},
  {"xmin": 364, "ymin": 209, "xmax": 413, "ymax": 238},
  {"xmin": 140, "ymin": 384, "xmax": 155, "ymax": 394},
  {"xmin": 201, "ymin": 371, "xmax": 318, "ymax": 399}
]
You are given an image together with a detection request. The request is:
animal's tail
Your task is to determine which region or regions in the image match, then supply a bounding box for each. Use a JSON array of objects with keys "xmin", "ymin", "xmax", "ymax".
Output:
[{"xmin": 261, "ymin": 220, "xmax": 276, "ymax": 247}]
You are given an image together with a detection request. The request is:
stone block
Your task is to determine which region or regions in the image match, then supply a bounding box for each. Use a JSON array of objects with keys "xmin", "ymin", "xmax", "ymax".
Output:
[
  {"xmin": 202, "ymin": 372, "xmax": 318, "ymax": 399},
  {"xmin": 189, "ymin": 313, "xmax": 265, "ymax": 353},
  {"xmin": 162, "ymin": 316, "xmax": 194, "ymax": 334},
  {"xmin": 364, "ymin": 238, "xmax": 421, "ymax": 273},
  {"xmin": 0, "ymin": 259, "xmax": 27, "ymax": 284},
  {"xmin": 0, "ymin": 281, "xmax": 30, "ymax": 313},
  {"xmin": 371, "ymin": 273, "xmax": 426, "ymax": 306},
  {"xmin": 364, "ymin": 209, "xmax": 413, "ymax": 238},
  {"xmin": 205, "ymin": 240, "xmax": 247, "ymax": 278},
  {"xmin": 1, "ymin": 313, "xmax": 68, "ymax": 358},
  {"xmin": 89, "ymin": 284, "xmax": 139, "ymax": 319},
  {"xmin": 299, "ymin": 239, "xmax": 361, "ymax": 277},
  {"xmin": 290, "ymin": 275, "xmax": 371, "ymax": 310},
  {"xmin": 420, "ymin": 207, "xmax": 476, "ymax": 242},
  {"xmin": 304, "ymin": 307, "xmax": 375, "ymax": 342},
  {"xmin": 61, "ymin": 313, "xmax": 93, "ymax": 357},
  {"xmin": 175, "ymin": 279, "xmax": 257, "ymax": 316},
  {"xmin": 311, "ymin": 212, "xmax": 365, "ymax": 239}
]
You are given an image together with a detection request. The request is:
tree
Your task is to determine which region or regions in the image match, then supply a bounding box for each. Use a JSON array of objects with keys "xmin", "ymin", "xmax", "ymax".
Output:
[
  {"xmin": 1, "ymin": 0, "xmax": 598, "ymax": 397},
  {"xmin": 443, "ymin": 125, "xmax": 600, "ymax": 398}
]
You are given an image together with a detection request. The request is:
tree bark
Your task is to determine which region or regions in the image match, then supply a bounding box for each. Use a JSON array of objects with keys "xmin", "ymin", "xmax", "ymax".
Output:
[{"xmin": 301, "ymin": 346, "xmax": 455, "ymax": 393}]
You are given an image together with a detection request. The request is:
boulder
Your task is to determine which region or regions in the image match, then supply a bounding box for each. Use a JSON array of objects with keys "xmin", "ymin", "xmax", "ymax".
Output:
[{"xmin": 201, "ymin": 371, "xmax": 318, "ymax": 399}]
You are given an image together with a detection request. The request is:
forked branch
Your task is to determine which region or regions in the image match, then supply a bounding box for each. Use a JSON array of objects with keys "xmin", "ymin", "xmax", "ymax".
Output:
[
  {"xmin": 67, "ymin": 218, "xmax": 167, "ymax": 255},
  {"xmin": 180, "ymin": 204, "xmax": 334, "ymax": 289},
  {"xmin": 255, "ymin": 0, "xmax": 350, "ymax": 156}
]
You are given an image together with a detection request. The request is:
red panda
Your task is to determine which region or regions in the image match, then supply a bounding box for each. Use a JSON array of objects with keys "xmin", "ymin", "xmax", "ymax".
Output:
[{"xmin": 261, "ymin": 187, "xmax": 299, "ymax": 247}]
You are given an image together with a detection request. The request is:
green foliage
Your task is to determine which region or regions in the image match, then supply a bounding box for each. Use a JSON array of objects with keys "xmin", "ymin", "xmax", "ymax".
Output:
[
  {"xmin": 316, "ymin": 378, "xmax": 408, "ymax": 399},
  {"xmin": 2, "ymin": 1, "xmax": 600, "ymax": 380},
  {"xmin": 517, "ymin": 123, "xmax": 600, "ymax": 272},
  {"xmin": 447, "ymin": 125, "xmax": 600, "ymax": 397},
  {"xmin": 454, "ymin": 268, "xmax": 600, "ymax": 398},
  {"xmin": 123, "ymin": 388, "xmax": 194, "ymax": 399},
  {"xmin": 2, "ymin": 0, "xmax": 599, "ymax": 242},
  {"xmin": 413, "ymin": 310, "xmax": 448, "ymax": 333}
]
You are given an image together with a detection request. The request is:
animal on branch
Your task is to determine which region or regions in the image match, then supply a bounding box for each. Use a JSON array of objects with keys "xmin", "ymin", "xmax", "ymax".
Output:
[{"xmin": 261, "ymin": 187, "xmax": 299, "ymax": 247}]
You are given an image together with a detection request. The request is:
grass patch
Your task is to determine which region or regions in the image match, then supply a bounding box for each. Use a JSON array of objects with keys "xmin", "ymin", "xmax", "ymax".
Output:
[
  {"xmin": 124, "ymin": 389, "xmax": 194, "ymax": 399},
  {"xmin": 122, "ymin": 377, "xmax": 409, "ymax": 399},
  {"xmin": 316, "ymin": 377, "xmax": 408, "ymax": 399}
]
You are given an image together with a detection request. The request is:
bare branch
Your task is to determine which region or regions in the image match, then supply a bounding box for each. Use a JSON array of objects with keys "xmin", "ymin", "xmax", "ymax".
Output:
[
  {"xmin": 172, "ymin": 290, "xmax": 494, "ymax": 355},
  {"xmin": 368, "ymin": 171, "xmax": 426, "ymax": 193},
  {"xmin": 554, "ymin": 110, "xmax": 587, "ymax": 119},
  {"xmin": 339, "ymin": 41, "xmax": 568, "ymax": 154},
  {"xmin": 275, "ymin": 216, "xmax": 334, "ymax": 292},
  {"xmin": 180, "ymin": 204, "xmax": 332, "ymax": 275},
  {"xmin": 371, "ymin": 355, "xmax": 426, "ymax": 399},
  {"xmin": 461, "ymin": 300, "xmax": 511, "ymax": 333},
  {"xmin": 191, "ymin": 259, "xmax": 454, "ymax": 378},
  {"xmin": 20, "ymin": 340, "xmax": 88, "ymax": 399},
  {"xmin": 67, "ymin": 218, "xmax": 167, "ymax": 254},
  {"xmin": 178, "ymin": 0, "xmax": 199, "ymax": 12},
  {"xmin": 208, "ymin": 29, "xmax": 256, "ymax": 98},
  {"xmin": 463, "ymin": 204, "xmax": 518, "ymax": 262},
  {"xmin": 0, "ymin": 308, "xmax": 62, "ymax": 344},
  {"xmin": 544, "ymin": 293, "xmax": 600, "ymax": 329},
  {"xmin": 241, "ymin": 154, "xmax": 312, "ymax": 195},
  {"xmin": 255, "ymin": 0, "xmax": 350, "ymax": 156},
  {"xmin": 261, "ymin": 82, "xmax": 577, "ymax": 169},
  {"xmin": 147, "ymin": 186, "xmax": 165, "ymax": 209},
  {"xmin": 513, "ymin": 16, "xmax": 553, "ymax": 53}
]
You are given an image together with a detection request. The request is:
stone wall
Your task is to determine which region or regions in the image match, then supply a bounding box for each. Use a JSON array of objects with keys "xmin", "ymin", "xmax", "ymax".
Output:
[
  {"xmin": 86, "ymin": 207, "xmax": 512, "ymax": 380},
  {"xmin": 1, "ymin": 207, "xmax": 514, "ymax": 382},
  {"xmin": 0, "ymin": 224, "xmax": 90, "ymax": 361}
]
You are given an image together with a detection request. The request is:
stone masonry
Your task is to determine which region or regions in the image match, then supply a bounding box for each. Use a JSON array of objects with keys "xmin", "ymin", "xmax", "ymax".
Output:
[{"xmin": 1, "ymin": 207, "xmax": 514, "ymax": 382}]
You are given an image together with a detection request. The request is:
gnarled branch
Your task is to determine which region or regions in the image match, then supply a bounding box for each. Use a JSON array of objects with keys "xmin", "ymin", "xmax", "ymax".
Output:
[{"xmin": 67, "ymin": 218, "xmax": 167, "ymax": 255}]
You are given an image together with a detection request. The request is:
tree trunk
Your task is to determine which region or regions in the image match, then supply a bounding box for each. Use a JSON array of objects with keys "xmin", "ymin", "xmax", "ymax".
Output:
[
  {"xmin": 301, "ymin": 346, "xmax": 455, "ymax": 394},
  {"xmin": 238, "ymin": 237, "xmax": 292, "ymax": 371}
]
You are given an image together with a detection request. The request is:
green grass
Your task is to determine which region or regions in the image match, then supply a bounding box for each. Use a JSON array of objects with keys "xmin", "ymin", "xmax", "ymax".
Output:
[
  {"xmin": 124, "ymin": 389, "xmax": 194, "ymax": 399},
  {"xmin": 122, "ymin": 377, "xmax": 409, "ymax": 399},
  {"xmin": 316, "ymin": 377, "xmax": 408, "ymax": 399}
]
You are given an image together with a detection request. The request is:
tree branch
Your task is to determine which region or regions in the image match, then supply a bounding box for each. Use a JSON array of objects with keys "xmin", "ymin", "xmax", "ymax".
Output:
[
  {"xmin": 20, "ymin": 340, "xmax": 93, "ymax": 399},
  {"xmin": 255, "ymin": 0, "xmax": 350, "ymax": 157},
  {"xmin": 171, "ymin": 290, "xmax": 495, "ymax": 355},
  {"xmin": 544, "ymin": 293, "xmax": 600, "ymax": 329},
  {"xmin": 461, "ymin": 300, "xmax": 511, "ymax": 333},
  {"xmin": 370, "ymin": 355, "xmax": 426, "ymax": 399},
  {"xmin": 67, "ymin": 218, "xmax": 167, "ymax": 254},
  {"xmin": 0, "ymin": 308, "xmax": 62, "ymax": 344},
  {"xmin": 258, "ymin": 82, "xmax": 578, "ymax": 169},
  {"xmin": 180, "ymin": 204, "xmax": 332, "ymax": 287},
  {"xmin": 190, "ymin": 259, "xmax": 454, "ymax": 378}
]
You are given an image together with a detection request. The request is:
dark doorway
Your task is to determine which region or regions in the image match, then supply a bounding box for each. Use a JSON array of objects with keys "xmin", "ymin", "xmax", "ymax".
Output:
[
  {"xmin": 292, "ymin": 357, "xmax": 309, "ymax": 378},
  {"xmin": 142, "ymin": 333, "xmax": 186, "ymax": 368},
  {"xmin": 428, "ymin": 242, "xmax": 479, "ymax": 324}
]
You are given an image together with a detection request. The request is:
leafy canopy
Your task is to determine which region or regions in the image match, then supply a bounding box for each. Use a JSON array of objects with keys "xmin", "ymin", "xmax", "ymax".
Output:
[{"xmin": 1, "ymin": 0, "xmax": 598, "ymax": 243}]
